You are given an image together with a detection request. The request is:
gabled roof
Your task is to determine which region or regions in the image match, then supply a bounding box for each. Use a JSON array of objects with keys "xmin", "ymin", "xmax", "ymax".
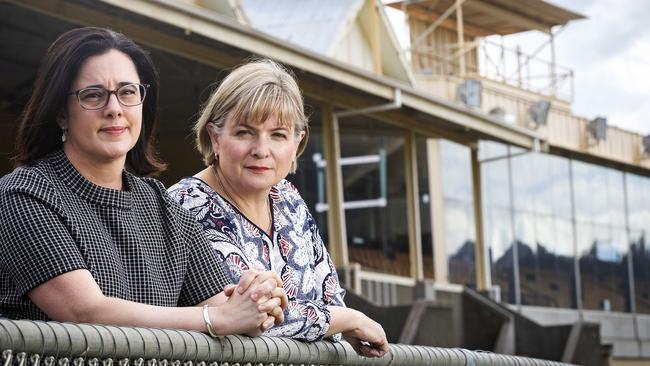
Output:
[
  {"xmin": 238, "ymin": 0, "xmax": 414, "ymax": 84},
  {"xmin": 240, "ymin": 0, "xmax": 363, "ymax": 55},
  {"xmin": 389, "ymin": 0, "xmax": 585, "ymax": 36}
]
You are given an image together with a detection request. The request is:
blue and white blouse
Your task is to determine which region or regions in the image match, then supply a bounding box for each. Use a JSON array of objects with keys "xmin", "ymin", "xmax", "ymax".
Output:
[{"xmin": 168, "ymin": 178, "xmax": 345, "ymax": 341}]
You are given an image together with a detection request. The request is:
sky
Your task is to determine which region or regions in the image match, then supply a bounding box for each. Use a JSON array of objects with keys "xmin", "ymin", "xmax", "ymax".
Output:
[{"xmin": 385, "ymin": 0, "xmax": 650, "ymax": 135}]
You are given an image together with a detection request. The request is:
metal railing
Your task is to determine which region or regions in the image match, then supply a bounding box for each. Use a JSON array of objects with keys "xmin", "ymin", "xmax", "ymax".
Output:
[{"xmin": 0, "ymin": 319, "xmax": 575, "ymax": 366}]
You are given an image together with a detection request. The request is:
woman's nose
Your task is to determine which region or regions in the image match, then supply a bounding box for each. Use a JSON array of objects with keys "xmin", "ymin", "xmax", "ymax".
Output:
[
  {"xmin": 251, "ymin": 137, "xmax": 271, "ymax": 158},
  {"xmin": 103, "ymin": 93, "xmax": 123, "ymax": 118}
]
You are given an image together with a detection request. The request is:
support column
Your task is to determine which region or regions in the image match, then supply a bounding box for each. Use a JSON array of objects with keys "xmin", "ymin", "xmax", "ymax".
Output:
[
  {"xmin": 456, "ymin": 0, "xmax": 466, "ymax": 78},
  {"xmin": 471, "ymin": 145, "xmax": 488, "ymax": 290},
  {"xmin": 322, "ymin": 104, "xmax": 348, "ymax": 267},
  {"xmin": 405, "ymin": 131, "xmax": 423, "ymax": 280},
  {"xmin": 370, "ymin": 0, "xmax": 382, "ymax": 75},
  {"xmin": 427, "ymin": 138, "xmax": 448, "ymax": 283}
]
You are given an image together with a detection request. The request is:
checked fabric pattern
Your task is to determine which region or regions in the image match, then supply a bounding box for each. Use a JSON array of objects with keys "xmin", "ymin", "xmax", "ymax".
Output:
[{"xmin": 0, "ymin": 150, "xmax": 230, "ymax": 320}]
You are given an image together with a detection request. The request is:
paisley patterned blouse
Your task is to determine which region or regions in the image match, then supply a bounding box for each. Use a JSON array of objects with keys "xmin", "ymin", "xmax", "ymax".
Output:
[{"xmin": 168, "ymin": 177, "xmax": 345, "ymax": 341}]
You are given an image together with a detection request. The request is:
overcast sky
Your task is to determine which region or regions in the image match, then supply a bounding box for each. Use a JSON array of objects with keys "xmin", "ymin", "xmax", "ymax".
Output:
[{"xmin": 386, "ymin": 0, "xmax": 650, "ymax": 135}]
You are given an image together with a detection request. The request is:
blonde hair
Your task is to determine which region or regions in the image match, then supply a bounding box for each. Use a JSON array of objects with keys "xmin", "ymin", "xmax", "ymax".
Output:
[{"xmin": 195, "ymin": 59, "xmax": 309, "ymax": 173}]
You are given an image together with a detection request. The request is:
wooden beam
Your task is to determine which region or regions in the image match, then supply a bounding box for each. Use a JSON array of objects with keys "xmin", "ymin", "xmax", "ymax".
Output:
[
  {"xmin": 405, "ymin": 131, "xmax": 423, "ymax": 280},
  {"xmin": 471, "ymin": 145, "xmax": 487, "ymax": 290},
  {"xmin": 369, "ymin": 0, "xmax": 382, "ymax": 75},
  {"xmin": 427, "ymin": 138, "xmax": 448, "ymax": 283},
  {"xmin": 455, "ymin": 0, "xmax": 465, "ymax": 78},
  {"xmin": 466, "ymin": 0, "xmax": 551, "ymax": 33},
  {"xmin": 405, "ymin": 6, "xmax": 488, "ymax": 38},
  {"xmin": 322, "ymin": 104, "xmax": 349, "ymax": 267},
  {"xmin": 408, "ymin": 0, "xmax": 466, "ymax": 51}
]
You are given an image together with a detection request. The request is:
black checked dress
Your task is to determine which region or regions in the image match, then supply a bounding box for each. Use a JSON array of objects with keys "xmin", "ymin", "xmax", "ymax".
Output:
[{"xmin": 0, "ymin": 149, "xmax": 230, "ymax": 320}]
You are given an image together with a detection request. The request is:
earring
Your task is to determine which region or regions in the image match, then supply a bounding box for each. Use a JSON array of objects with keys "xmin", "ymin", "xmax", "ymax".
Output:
[{"xmin": 61, "ymin": 128, "xmax": 68, "ymax": 143}]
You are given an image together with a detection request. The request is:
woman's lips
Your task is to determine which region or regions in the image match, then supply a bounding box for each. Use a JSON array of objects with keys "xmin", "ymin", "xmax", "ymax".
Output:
[
  {"xmin": 246, "ymin": 166, "xmax": 270, "ymax": 173},
  {"xmin": 100, "ymin": 126, "xmax": 127, "ymax": 135}
]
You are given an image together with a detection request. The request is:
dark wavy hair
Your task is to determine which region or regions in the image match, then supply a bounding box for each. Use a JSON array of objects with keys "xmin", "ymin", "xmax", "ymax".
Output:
[{"xmin": 13, "ymin": 27, "xmax": 166, "ymax": 176}]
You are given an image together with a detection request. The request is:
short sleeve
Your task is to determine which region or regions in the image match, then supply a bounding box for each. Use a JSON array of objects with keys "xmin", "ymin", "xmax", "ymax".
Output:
[
  {"xmin": 0, "ymin": 190, "xmax": 87, "ymax": 296},
  {"xmin": 177, "ymin": 220, "xmax": 233, "ymax": 306}
]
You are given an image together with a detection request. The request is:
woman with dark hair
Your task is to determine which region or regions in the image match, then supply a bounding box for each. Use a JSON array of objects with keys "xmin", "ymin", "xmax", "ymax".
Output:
[{"xmin": 0, "ymin": 27, "xmax": 286, "ymax": 336}]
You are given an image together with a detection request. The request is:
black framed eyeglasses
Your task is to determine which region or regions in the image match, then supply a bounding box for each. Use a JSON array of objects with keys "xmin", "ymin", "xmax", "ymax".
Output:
[{"xmin": 67, "ymin": 83, "xmax": 149, "ymax": 110}]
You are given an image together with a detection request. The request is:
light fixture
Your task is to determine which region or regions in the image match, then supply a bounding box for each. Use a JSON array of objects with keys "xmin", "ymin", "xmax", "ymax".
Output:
[
  {"xmin": 588, "ymin": 117, "xmax": 608, "ymax": 141},
  {"xmin": 643, "ymin": 135, "xmax": 650, "ymax": 155},
  {"xmin": 457, "ymin": 79, "xmax": 482, "ymax": 108},
  {"xmin": 528, "ymin": 100, "xmax": 551, "ymax": 127}
]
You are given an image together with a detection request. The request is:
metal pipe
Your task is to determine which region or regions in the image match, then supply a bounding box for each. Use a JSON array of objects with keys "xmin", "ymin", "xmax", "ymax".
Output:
[
  {"xmin": 0, "ymin": 319, "xmax": 577, "ymax": 366},
  {"xmin": 335, "ymin": 89, "xmax": 402, "ymax": 117}
]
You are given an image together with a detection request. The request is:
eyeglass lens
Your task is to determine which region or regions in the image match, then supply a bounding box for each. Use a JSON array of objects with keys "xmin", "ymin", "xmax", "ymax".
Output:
[{"xmin": 77, "ymin": 84, "xmax": 145, "ymax": 109}]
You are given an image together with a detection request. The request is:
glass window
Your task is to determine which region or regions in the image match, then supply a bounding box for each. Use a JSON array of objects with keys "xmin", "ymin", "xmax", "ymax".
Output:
[
  {"xmin": 626, "ymin": 174, "xmax": 650, "ymax": 231},
  {"xmin": 445, "ymin": 199, "xmax": 476, "ymax": 287},
  {"xmin": 607, "ymin": 170, "xmax": 626, "ymax": 227},
  {"xmin": 626, "ymin": 173, "xmax": 650, "ymax": 314},
  {"xmin": 339, "ymin": 118, "xmax": 410, "ymax": 276},
  {"xmin": 440, "ymin": 141, "xmax": 476, "ymax": 287},
  {"xmin": 630, "ymin": 229, "xmax": 650, "ymax": 314},
  {"xmin": 549, "ymin": 156, "xmax": 572, "ymax": 220},
  {"xmin": 578, "ymin": 223, "xmax": 630, "ymax": 312},
  {"xmin": 486, "ymin": 206, "xmax": 516, "ymax": 304}
]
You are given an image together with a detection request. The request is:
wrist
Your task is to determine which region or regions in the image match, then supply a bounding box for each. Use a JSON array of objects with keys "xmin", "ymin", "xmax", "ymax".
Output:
[
  {"xmin": 207, "ymin": 304, "xmax": 230, "ymax": 336},
  {"xmin": 202, "ymin": 305, "xmax": 219, "ymax": 337}
]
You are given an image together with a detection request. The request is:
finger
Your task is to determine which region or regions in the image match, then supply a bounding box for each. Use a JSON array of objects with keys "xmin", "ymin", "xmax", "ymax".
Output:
[
  {"xmin": 223, "ymin": 284, "xmax": 236, "ymax": 297},
  {"xmin": 262, "ymin": 315, "xmax": 275, "ymax": 330},
  {"xmin": 271, "ymin": 287, "xmax": 288, "ymax": 309},
  {"xmin": 360, "ymin": 345, "xmax": 383, "ymax": 358},
  {"xmin": 254, "ymin": 270, "xmax": 283, "ymax": 288},
  {"xmin": 237, "ymin": 269, "xmax": 260, "ymax": 294},
  {"xmin": 271, "ymin": 305, "xmax": 284, "ymax": 324},
  {"xmin": 257, "ymin": 297, "xmax": 281, "ymax": 312},
  {"xmin": 250, "ymin": 278, "xmax": 277, "ymax": 302}
]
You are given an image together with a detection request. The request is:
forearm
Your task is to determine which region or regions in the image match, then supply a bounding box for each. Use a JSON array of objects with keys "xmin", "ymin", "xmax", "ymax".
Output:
[
  {"xmin": 325, "ymin": 306, "xmax": 361, "ymax": 337},
  {"xmin": 73, "ymin": 296, "xmax": 207, "ymax": 331}
]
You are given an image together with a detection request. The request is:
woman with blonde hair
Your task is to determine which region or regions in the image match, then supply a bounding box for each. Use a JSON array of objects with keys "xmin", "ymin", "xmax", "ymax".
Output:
[{"xmin": 169, "ymin": 59, "xmax": 389, "ymax": 357}]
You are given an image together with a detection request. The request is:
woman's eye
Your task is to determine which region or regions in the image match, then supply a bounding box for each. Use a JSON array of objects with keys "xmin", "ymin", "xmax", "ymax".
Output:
[
  {"xmin": 273, "ymin": 133, "xmax": 288, "ymax": 139},
  {"xmin": 80, "ymin": 90, "xmax": 105, "ymax": 100},
  {"xmin": 235, "ymin": 130, "xmax": 252, "ymax": 136}
]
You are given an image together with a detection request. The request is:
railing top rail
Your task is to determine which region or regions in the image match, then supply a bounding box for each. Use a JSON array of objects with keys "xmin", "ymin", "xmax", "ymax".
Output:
[{"xmin": 0, "ymin": 319, "xmax": 575, "ymax": 366}]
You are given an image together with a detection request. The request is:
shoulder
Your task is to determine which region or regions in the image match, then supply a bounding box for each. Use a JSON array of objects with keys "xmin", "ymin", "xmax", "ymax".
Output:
[
  {"xmin": 134, "ymin": 175, "xmax": 198, "ymax": 225},
  {"xmin": 167, "ymin": 177, "xmax": 216, "ymax": 210},
  {"xmin": 0, "ymin": 160, "xmax": 59, "ymax": 206},
  {"xmin": 273, "ymin": 179, "xmax": 305, "ymax": 204}
]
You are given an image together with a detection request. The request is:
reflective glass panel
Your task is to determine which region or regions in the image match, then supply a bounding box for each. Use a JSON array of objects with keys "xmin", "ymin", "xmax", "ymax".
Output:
[
  {"xmin": 339, "ymin": 119, "xmax": 409, "ymax": 276},
  {"xmin": 440, "ymin": 141, "xmax": 475, "ymax": 287},
  {"xmin": 486, "ymin": 206, "xmax": 516, "ymax": 304}
]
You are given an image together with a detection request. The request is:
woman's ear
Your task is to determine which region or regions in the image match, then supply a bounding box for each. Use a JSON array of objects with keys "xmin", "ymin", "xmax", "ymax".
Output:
[
  {"xmin": 57, "ymin": 111, "xmax": 68, "ymax": 129},
  {"xmin": 206, "ymin": 123, "xmax": 220, "ymax": 152},
  {"xmin": 295, "ymin": 130, "xmax": 306, "ymax": 148}
]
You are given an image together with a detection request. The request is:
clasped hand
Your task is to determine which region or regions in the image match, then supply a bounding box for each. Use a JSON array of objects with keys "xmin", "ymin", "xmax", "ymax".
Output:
[{"xmin": 220, "ymin": 269, "xmax": 288, "ymax": 336}]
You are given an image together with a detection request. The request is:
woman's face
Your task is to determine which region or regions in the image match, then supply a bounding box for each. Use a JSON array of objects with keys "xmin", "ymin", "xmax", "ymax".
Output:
[
  {"xmin": 210, "ymin": 115, "xmax": 305, "ymax": 195},
  {"xmin": 60, "ymin": 49, "xmax": 142, "ymax": 166}
]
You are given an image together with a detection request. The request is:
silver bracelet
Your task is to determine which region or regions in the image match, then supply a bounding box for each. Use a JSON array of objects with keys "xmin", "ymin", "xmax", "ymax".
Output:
[{"xmin": 202, "ymin": 304, "xmax": 219, "ymax": 337}]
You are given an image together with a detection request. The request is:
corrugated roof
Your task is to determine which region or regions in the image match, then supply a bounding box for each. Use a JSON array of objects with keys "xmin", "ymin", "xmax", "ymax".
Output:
[
  {"xmin": 389, "ymin": 0, "xmax": 585, "ymax": 36},
  {"xmin": 239, "ymin": 0, "xmax": 363, "ymax": 55}
]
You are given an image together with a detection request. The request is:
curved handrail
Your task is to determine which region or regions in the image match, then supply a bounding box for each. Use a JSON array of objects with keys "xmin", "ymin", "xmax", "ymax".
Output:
[{"xmin": 0, "ymin": 319, "xmax": 574, "ymax": 366}]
